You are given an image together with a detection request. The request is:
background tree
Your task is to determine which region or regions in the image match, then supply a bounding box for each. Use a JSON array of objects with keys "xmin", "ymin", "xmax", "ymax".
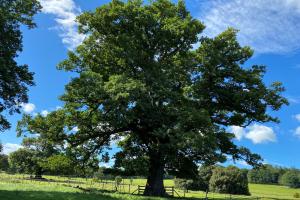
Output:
[
  {"xmin": 279, "ymin": 170, "xmax": 300, "ymax": 188},
  {"xmin": 0, "ymin": 0, "xmax": 41, "ymax": 131},
  {"xmin": 16, "ymin": 113, "xmax": 67, "ymax": 177},
  {"xmin": 8, "ymin": 148, "xmax": 37, "ymax": 174},
  {"xmin": 65, "ymin": 145, "xmax": 100, "ymax": 177},
  {"xmin": 0, "ymin": 142, "xmax": 9, "ymax": 171},
  {"xmin": 17, "ymin": 112, "xmax": 101, "ymax": 177},
  {"xmin": 18, "ymin": 0, "xmax": 287, "ymax": 196},
  {"xmin": 93, "ymin": 168, "xmax": 105, "ymax": 181},
  {"xmin": 209, "ymin": 166, "xmax": 250, "ymax": 195},
  {"xmin": 0, "ymin": 154, "xmax": 9, "ymax": 171},
  {"xmin": 197, "ymin": 165, "xmax": 215, "ymax": 197},
  {"xmin": 248, "ymin": 164, "xmax": 285, "ymax": 184},
  {"xmin": 40, "ymin": 154, "xmax": 74, "ymax": 175}
]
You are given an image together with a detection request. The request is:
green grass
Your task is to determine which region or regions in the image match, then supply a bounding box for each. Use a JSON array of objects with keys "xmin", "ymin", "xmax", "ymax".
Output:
[
  {"xmin": 0, "ymin": 182, "xmax": 168, "ymax": 200},
  {"xmin": 249, "ymin": 184, "xmax": 300, "ymax": 199},
  {"xmin": 1, "ymin": 173, "xmax": 300, "ymax": 200}
]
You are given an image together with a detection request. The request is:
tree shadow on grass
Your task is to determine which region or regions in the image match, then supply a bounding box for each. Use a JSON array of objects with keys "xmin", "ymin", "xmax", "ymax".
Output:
[
  {"xmin": 0, "ymin": 190, "xmax": 122, "ymax": 200},
  {"xmin": 0, "ymin": 190, "xmax": 189, "ymax": 200},
  {"xmin": 0, "ymin": 190, "xmax": 292, "ymax": 200}
]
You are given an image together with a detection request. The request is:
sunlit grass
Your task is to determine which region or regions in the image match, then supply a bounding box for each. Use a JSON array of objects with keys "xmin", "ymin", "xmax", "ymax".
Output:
[{"xmin": 1, "ymin": 173, "xmax": 300, "ymax": 199}]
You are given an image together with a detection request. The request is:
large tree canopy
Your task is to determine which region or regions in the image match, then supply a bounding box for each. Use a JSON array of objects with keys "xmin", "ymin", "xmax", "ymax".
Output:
[
  {"xmin": 0, "ymin": 0, "xmax": 41, "ymax": 131},
  {"xmin": 18, "ymin": 0, "xmax": 287, "ymax": 196}
]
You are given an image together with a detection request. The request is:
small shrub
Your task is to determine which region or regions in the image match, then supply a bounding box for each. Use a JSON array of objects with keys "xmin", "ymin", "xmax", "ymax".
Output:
[
  {"xmin": 294, "ymin": 193, "xmax": 300, "ymax": 198},
  {"xmin": 174, "ymin": 178, "xmax": 189, "ymax": 190},
  {"xmin": 115, "ymin": 176, "xmax": 122, "ymax": 185},
  {"xmin": 174, "ymin": 178, "xmax": 198, "ymax": 190},
  {"xmin": 209, "ymin": 166, "xmax": 250, "ymax": 195}
]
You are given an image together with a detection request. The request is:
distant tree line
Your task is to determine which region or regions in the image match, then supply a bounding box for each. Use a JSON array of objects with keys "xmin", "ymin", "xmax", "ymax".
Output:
[{"xmin": 248, "ymin": 164, "xmax": 300, "ymax": 188}]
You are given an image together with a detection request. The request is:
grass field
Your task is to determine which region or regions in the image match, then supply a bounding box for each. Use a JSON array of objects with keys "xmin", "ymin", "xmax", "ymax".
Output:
[{"xmin": 1, "ymin": 173, "xmax": 300, "ymax": 200}]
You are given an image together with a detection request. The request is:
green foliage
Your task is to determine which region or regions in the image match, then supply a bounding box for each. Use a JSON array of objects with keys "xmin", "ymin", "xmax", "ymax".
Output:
[
  {"xmin": 115, "ymin": 176, "xmax": 123, "ymax": 185},
  {"xmin": 40, "ymin": 154, "xmax": 74, "ymax": 175},
  {"xmin": 0, "ymin": 143, "xmax": 8, "ymax": 171},
  {"xmin": 280, "ymin": 170, "xmax": 300, "ymax": 188},
  {"xmin": 16, "ymin": 116, "xmax": 64, "ymax": 177},
  {"xmin": 8, "ymin": 148, "xmax": 39, "ymax": 174},
  {"xmin": 0, "ymin": 0, "xmax": 41, "ymax": 131},
  {"xmin": 294, "ymin": 193, "xmax": 300, "ymax": 198},
  {"xmin": 0, "ymin": 154, "xmax": 9, "ymax": 171},
  {"xmin": 93, "ymin": 168, "xmax": 105, "ymax": 181},
  {"xmin": 0, "ymin": 142, "xmax": 3, "ymax": 153},
  {"xmin": 248, "ymin": 165, "xmax": 285, "ymax": 184},
  {"xmin": 16, "ymin": 112, "xmax": 102, "ymax": 177},
  {"xmin": 113, "ymin": 141, "xmax": 149, "ymax": 176},
  {"xmin": 18, "ymin": 0, "xmax": 287, "ymax": 196},
  {"xmin": 174, "ymin": 178, "xmax": 193, "ymax": 190},
  {"xmin": 209, "ymin": 166, "xmax": 250, "ymax": 195},
  {"xmin": 174, "ymin": 165, "xmax": 214, "ymax": 191},
  {"xmin": 65, "ymin": 144, "xmax": 100, "ymax": 177},
  {"xmin": 197, "ymin": 165, "xmax": 215, "ymax": 191}
]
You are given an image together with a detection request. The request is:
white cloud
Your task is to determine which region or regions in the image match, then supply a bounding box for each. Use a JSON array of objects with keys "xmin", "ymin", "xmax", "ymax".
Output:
[
  {"xmin": 294, "ymin": 126, "xmax": 300, "ymax": 137},
  {"xmin": 229, "ymin": 124, "xmax": 276, "ymax": 144},
  {"xmin": 200, "ymin": 0, "xmax": 300, "ymax": 54},
  {"xmin": 294, "ymin": 114, "xmax": 300, "ymax": 122},
  {"xmin": 237, "ymin": 160, "xmax": 250, "ymax": 167},
  {"xmin": 2, "ymin": 143, "xmax": 22, "ymax": 155},
  {"xmin": 39, "ymin": 0, "xmax": 85, "ymax": 50},
  {"xmin": 229, "ymin": 126, "xmax": 245, "ymax": 140},
  {"xmin": 101, "ymin": 158, "xmax": 115, "ymax": 168},
  {"xmin": 21, "ymin": 103, "xmax": 36, "ymax": 113},
  {"xmin": 41, "ymin": 110, "xmax": 49, "ymax": 117},
  {"xmin": 245, "ymin": 124, "xmax": 276, "ymax": 144}
]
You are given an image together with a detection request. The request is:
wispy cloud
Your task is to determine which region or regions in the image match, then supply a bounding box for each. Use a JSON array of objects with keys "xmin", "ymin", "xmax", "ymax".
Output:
[
  {"xmin": 199, "ymin": 0, "xmax": 300, "ymax": 54},
  {"xmin": 287, "ymin": 96, "xmax": 300, "ymax": 104},
  {"xmin": 2, "ymin": 143, "xmax": 22, "ymax": 155},
  {"xmin": 39, "ymin": 0, "xmax": 85, "ymax": 50},
  {"xmin": 229, "ymin": 124, "xmax": 276, "ymax": 144}
]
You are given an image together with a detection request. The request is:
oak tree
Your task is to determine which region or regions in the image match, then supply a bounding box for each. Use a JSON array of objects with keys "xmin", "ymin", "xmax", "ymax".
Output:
[{"xmin": 18, "ymin": 0, "xmax": 287, "ymax": 196}]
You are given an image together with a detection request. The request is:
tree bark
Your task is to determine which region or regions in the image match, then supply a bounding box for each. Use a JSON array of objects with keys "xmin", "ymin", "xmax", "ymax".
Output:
[{"xmin": 143, "ymin": 152, "xmax": 166, "ymax": 196}]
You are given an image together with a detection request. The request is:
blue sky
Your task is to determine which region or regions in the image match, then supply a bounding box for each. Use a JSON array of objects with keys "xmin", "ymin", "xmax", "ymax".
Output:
[{"xmin": 1, "ymin": 0, "xmax": 300, "ymax": 168}]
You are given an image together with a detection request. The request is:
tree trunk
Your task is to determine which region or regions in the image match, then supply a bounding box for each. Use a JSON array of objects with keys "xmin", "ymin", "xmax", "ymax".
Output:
[
  {"xmin": 144, "ymin": 152, "xmax": 166, "ymax": 196},
  {"xmin": 34, "ymin": 167, "xmax": 43, "ymax": 179},
  {"xmin": 205, "ymin": 189, "xmax": 209, "ymax": 200}
]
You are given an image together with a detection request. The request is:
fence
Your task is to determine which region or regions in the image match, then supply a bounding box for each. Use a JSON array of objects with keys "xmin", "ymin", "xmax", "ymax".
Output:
[
  {"xmin": 0, "ymin": 173, "xmax": 281, "ymax": 199},
  {"xmin": 131, "ymin": 185, "xmax": 181, "ymax": 197}
]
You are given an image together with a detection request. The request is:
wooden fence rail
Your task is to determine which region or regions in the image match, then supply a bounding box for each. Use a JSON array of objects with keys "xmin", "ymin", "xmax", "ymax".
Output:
[{"xmin": 132, "ymin": 185, "xmax": 180, "ymax": 197}]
